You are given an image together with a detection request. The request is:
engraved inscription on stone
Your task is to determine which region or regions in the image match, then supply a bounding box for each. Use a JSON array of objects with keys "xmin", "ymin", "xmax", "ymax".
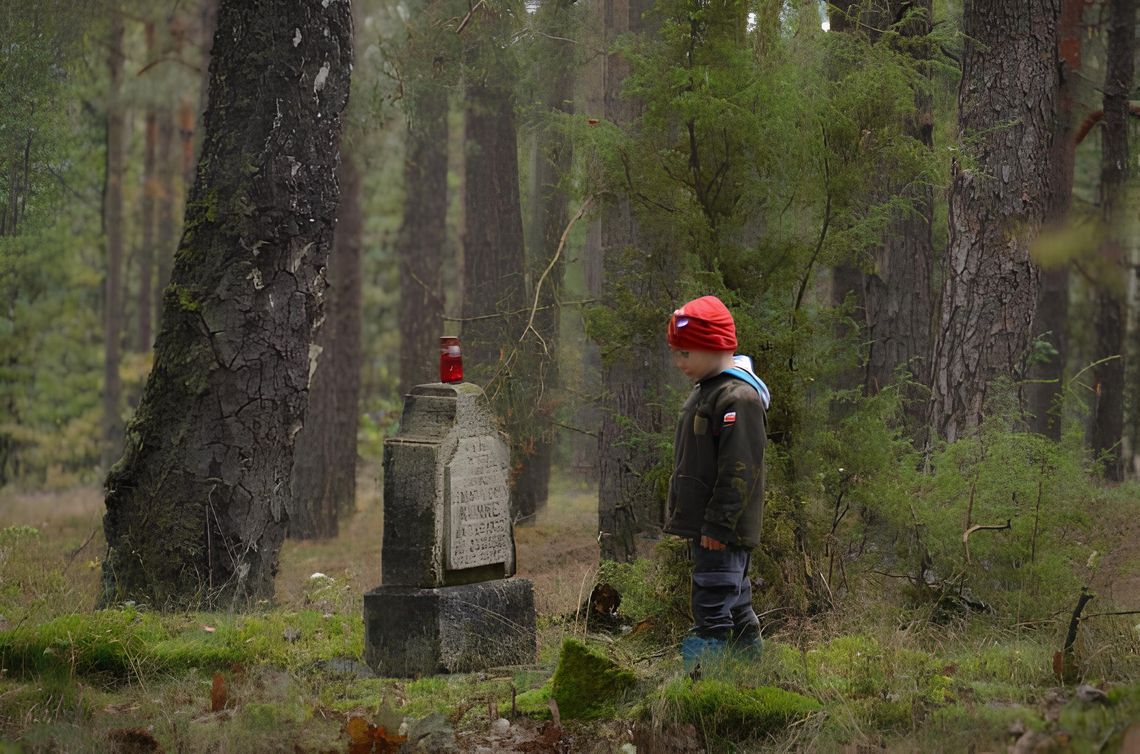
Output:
[{"xmin": 446, "ymin": 435, "xmax": 510, "ymax": 570}]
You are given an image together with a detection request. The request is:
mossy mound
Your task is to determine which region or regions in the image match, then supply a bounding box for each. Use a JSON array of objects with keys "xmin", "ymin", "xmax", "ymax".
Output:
[
  {"xmin": 517, "ymin": 638, "xmax": 636, "ymax": 720},
  {"xmin": 659, "ymin": 677, "xmax": 820, "ymax": 740},
  {"xmin": 0, "ymin": 607, "xmax": 361, "ymax": 679}
]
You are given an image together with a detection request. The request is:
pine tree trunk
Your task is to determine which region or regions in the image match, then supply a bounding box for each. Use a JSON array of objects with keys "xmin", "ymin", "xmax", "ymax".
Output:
[
  {"xmin": 155, "ymin": 104, "xmax": 176, "ymax": 326},
  {"xmin": 289, "ymin": 155, "xmax": 363, "ymax": 539},
  {"xmin": 829, "ymin": 0, "xmax": 934, "ymax": 424},
  {"xmin": 597, "ymin": 0, "xmax": 665, "ymax": 562},
  {"xmin": 103, "ymin": 12, "xmax": 126, "ymax": 471},
  {"xmin": 137, "ymin": 23, "xmax": 158, "ymax": 353},
  {"xmin": 1027, "ymin": 0, "xmax": 1086, "ymax": 439},
  {"xmin": 515, "ymin": 0, "xmax": 577, "ymax": 519},
  {"xmin": 460, "ymin": 9, "xmax": 532, "ymax": 520},
  {"xmin": 101, "ymin": 0, "xmax": 353, "ymax": 610},
  {"xmin": 928, "ymin": 0, "xmax": 1060, "ymax": 443},
  {"xmin": 396, "ymin": 8, "xmax": 449, "ymax": 394},
  {"xmin": 1091, "ymin": 0, "xmax": 1135, "ymax": 480}
]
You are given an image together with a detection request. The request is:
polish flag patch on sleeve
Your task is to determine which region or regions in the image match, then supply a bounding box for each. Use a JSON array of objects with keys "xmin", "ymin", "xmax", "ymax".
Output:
[{"xmin": 723, "ymin": 411, "xmax": 737, "ymax": 426}]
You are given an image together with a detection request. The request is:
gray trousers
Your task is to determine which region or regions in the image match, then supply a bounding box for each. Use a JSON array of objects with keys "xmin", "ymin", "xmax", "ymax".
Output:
[{"xmin": 689, "ymin": 540, "xmax": 760, "ymax": 640}]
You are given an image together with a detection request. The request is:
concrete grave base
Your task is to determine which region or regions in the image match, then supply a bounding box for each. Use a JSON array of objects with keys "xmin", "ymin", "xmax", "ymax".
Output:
[{"xmin": 363, "ymin": 579, "xmax": 536, "ymax": 677}]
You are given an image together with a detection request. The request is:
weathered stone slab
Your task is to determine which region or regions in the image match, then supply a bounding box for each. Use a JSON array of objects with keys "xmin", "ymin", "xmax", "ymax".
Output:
[
  {"xmin": 381, "ymin": 383, "xmax": 515, "ymax": 588},
  {"xmin": 363, "ymin": 579, "xmax": 536, "ymax": 677}
]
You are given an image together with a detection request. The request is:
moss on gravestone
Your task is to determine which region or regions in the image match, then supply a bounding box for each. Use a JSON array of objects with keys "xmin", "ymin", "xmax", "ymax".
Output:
[{"xmin": 516, "ymin": 638, "xmax": 636, "ymax": 720}]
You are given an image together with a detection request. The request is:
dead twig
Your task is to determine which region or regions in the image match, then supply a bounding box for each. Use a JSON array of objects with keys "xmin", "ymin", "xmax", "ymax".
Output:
[
  {"xmin": 456, "ymin": 0, "xmax": 487, "ymax": 35},
  {"xmin": 961, "ymin": 519, "xmax": 1011, "ymax": 565},
  {"xmin": 1066, "ymin": 589, "xmax": 1094, "ymax": 651},
  {"xmin": 63, "ymin": 528, "xmax": 98, "ymax": 574},
  {"xmin": 519, "ymin": 197, "xmax": 594, "ymax": 356},
  {"xmin": 1081, "ymin": 608, "xmax": 1140, "ymax": 621}
]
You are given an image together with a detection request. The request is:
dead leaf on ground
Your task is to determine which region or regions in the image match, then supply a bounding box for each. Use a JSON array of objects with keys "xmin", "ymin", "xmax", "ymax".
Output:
[
  {"xmin": 1009, "ymin": 729, "xmax": 1057, "ymax": 754},
  {"xmin": 1121, "ymin": 723, "xmax": 1140, "ymax": 754},
  {"xmin": 346, "ymin": 715, "xmax": 408, "ymax": 754},
  {"xmin": 630, "ymin": 617, "xmax": 656, "ymax": 636},
  {"xmin": 107, "ymin": 728, "xmax": 164, "ymax": 754}
]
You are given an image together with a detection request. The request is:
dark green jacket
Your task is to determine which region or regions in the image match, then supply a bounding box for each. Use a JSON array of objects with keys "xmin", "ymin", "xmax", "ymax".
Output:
[{"xmin": 664, "ymin": 372, "xmax": 766, "ymax": 548}]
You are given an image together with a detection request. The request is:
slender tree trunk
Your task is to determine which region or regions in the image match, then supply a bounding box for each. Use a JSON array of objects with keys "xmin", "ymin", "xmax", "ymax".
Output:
[
  {"xmin": 137, "ymin": 23, "xmax": 158, "ymax": 354},
  {"xmin": 1028, "ymin": 0, "xmax": 1086, "ymax": 439},
  {"xmin": 396, "ymin": 7, "xmax": 450, "ymax": 394},
  {"xmin": 289, "ymin": 155, "xmax": 363, "ymax": 539},
  {"xmin": 865, "ymin": 0, "xmax": 934, "ymax": 437},
  {"xmin": 927, "ymin": 0, "xmax": 1060, "ymax": 443},
  {"xmin": 597, "ymin": 0, "xmax": 665, "ymax": 562},
  {"xmin": 101, "ymin": 0, "xmax": 352, "ymax": 609},
  {"xmin": 103, "ymin": 12, "xmax": 126, "ymax": 471},
  {"xmin": 460, "ymin": 9, "xmax": 532, "ymax": 520},
  {"xmin": 515, "ymin": 0, "xmax": 577, "ymax": 519},
  {"xmin": 829, "ymin": 0, "xmax": 935, "ymax": 425},
  {"xmin": 1091, "ymin": 0, "xmax": 1135, "ymax": 480},
  {"xmin": 156, "ymin": 105, "xmax": 176, "ymax": 325}
]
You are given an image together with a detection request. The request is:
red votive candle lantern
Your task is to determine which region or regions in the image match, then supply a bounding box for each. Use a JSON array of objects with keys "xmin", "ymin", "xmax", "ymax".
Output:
[{"xmin": 439, "ymin": 336, "xmax": 463, "ymax": 383}]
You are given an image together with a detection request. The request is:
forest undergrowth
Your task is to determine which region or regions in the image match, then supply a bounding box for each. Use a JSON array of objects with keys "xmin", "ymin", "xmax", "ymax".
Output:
[{"xmin": 0, "ymin": 464, "xmax": 1138, "ymax": 753}]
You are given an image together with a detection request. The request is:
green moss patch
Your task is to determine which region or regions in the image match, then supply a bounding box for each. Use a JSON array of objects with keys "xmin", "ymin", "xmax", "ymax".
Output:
[
  {"xmin": 0, "ymin": 608, "xmax": 362, "ymax": 680},
  {"xmin": 659, "ymin": 677, "xmax": 821, "ymax": 740},
  {"xmin": 520, "ymin": 638, "xmax": 636, "ymax": 720}
]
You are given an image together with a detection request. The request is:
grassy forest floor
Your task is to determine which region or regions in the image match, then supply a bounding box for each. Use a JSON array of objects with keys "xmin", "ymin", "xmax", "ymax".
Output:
[{"xmin": 1, "ymin": 472, "xmax": 1139, "ymax": 753}]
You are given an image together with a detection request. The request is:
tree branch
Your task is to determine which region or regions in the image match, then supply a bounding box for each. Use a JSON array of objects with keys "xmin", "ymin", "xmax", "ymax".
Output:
[{"xmin": 961, "ymin": 519, "xmax": 1011, "ymax": 564}]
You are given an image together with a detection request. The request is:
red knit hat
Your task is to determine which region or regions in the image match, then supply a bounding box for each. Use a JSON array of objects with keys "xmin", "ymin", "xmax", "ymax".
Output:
[{"xmin": 667, "ymin": 295, "xmax": 737, "ymax": 352}]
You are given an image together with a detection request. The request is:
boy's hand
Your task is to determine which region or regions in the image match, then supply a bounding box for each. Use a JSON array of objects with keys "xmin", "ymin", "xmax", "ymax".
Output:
[{"xmin": 700, "ymin": 535, "xmax": 726, "ymax": 551}]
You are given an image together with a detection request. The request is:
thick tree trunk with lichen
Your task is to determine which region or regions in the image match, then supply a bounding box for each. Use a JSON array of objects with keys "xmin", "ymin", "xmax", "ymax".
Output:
[
  {"xmin": 101, "ymin": 0, "xmax": 352, "ymax": 610},
  {"xmin": 928, "ymin": 0, "xmax": 1059, "ymax": 443}
]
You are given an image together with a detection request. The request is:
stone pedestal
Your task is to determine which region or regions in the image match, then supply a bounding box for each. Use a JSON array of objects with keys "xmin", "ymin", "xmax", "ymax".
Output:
[
  {"xmin": 363, "ymin": 580, "xmax": 536, "ymax": 676},
  {"xmin": 363, "ymin": 382, "xmax": 536, "ymax": 677}
]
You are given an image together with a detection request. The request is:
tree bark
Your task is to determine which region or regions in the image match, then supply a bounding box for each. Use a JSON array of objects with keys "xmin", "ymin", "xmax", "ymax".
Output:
[
  {"xmin": 156, "ymin": 104, "xmax": 176, "ymax": 324},
  {"xmin": 927, "ymin": 0, "xmax": 1060, "ymax": 443},
  {"xmin": 829, "ymin": 0, "xmax": 934, "ymax": 427},
  {"xmin": 289, "ymin": 155, "xmax": 363, "ymax": 539},
  {"xmin": 137, "ymin": 23, "xmax": 158, "ymax": 354},
  {"xmin": 101, "ymin": 0, "xmax": 353, "ymax": 610},
  {"xmin": 515, "ymin": 0, "xmax": 577, "ymax": 519},
  {"xmin": 460, "ymin": 8, "xmax": 533, "ymax": 520},
  {"xmin": 597, "ymin": 0, "xmax": 665, "ymax": 562},
  {"xmin": 1090, "ymin": 0, "xmax": 1135, "ymax": 480},
  {"xmin": 1027, "ymin": 0, "xmax": 1086, "ymax": 439},
  {"xmin": 865, "ymin": 0, "xmax": 934, "ymax": 437},
  {"xmin": 103, "ymin": 12, "xmax": 126, "ymax": 471},
  {"xmin": 396, "ymin": 2, "xmax": 452, "ymax": 395}
]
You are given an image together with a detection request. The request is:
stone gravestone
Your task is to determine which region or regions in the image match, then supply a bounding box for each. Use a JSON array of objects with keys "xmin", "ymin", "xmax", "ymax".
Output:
[{"xmin": 363, "ymin": 382, "xmax": 536, "ymax": 677}]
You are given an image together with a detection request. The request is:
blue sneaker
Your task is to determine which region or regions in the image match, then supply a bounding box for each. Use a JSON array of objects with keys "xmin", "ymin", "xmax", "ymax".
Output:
[
  {"xmin": 733, "ymin": 627, "xmax": 763, "ymax": 660},
  {"xmin": 681, "ymin": 635, "xmax": 727, "ymax": 672}
]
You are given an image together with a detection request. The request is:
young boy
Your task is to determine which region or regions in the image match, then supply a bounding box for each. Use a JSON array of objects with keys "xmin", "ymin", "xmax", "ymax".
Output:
[{"xmin": 664, "ymin": 295, "xmax": 770, "ymax": 668}]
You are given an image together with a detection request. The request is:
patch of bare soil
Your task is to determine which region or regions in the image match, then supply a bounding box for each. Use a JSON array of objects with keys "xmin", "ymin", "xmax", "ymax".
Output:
[
  {"xmin": 275, "ymin": 472, "xmax": 602, "ymax": 616},
  {"xmin": 1092, "ymin": 506, "xmax": 1140, "ymax": 608}
]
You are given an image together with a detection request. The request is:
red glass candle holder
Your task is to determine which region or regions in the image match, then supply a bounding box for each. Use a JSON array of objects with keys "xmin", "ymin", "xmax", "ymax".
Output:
[{"xmin": 439, "ymin": 336, "xmax": 463, "ymax": 383}]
